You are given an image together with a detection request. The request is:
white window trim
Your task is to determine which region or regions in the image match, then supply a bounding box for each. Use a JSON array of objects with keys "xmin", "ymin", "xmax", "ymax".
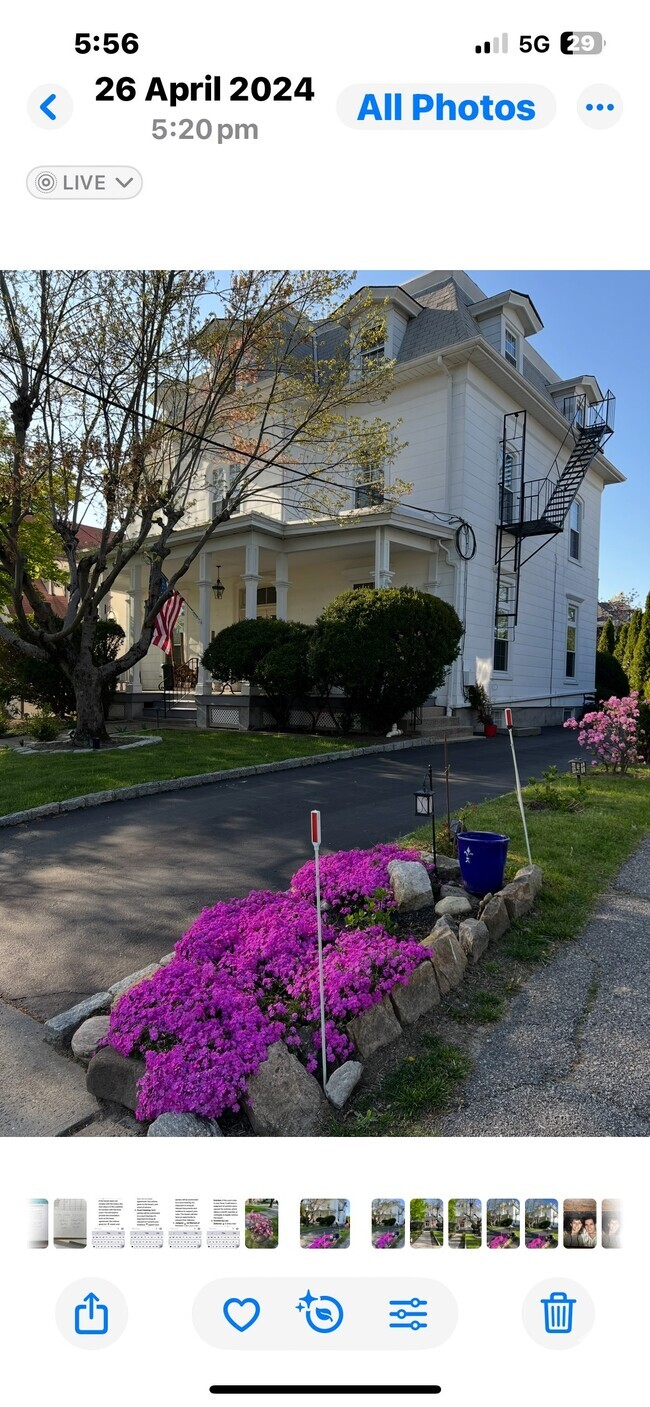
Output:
[
  {"xmin": 493, "ymin": 576, "xmax": 515, "ymax": 676},
  {"xmin": 503, "ymin": 321, "xmax": 521, "ymax": 372},
  {"xmin": 568, "ymin": 497, "xmax": 583, "ymax": 564},
  {"xmin": 565, "ymin": 600, "xmax": 579, "ymax": 681}
]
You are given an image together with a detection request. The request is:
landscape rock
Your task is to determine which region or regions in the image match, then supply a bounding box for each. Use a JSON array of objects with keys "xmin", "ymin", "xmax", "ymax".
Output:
[
  {"xmin": 476, "ymin": 892, "xmax": 493, "ymax": 919},
  {"xmin": 147, "ymin": 1112, "xmax": 222, "ymax": 1137},
  {"xmin": 347, "ymin": 995, "xmax": 402, "ymax": 1058},
  {"xmin": 387, "ymin": 859, "xmax": 433, "ymax": 912},
  {"xmin": 458, "ymin": 918, "xmax": 490, "ymax": 965},
  {"xmin": 245, "ymin": 1040, "xmax": 328, "ymax": 1136},
  {"xmin": 109, "ymin": 963, "xmax": 159, "ymax": 1002},
  {"xmin": 421, "ymin": 918, "xmax": 467, "ymax": 993},
  {"xmin": 481, "ymin": 893, "xmax": 511, "ymax": 943},
  {"xmin": 325, "ymin": 1060, "xmax": 363, "ymax": 1109},
  {"xmin": 43, "ymin": 991, "xmax": 111, "ymax": 1046},
  {"xmin": 71, "ymin": 1016, "xmax": 111, "ymax": 1062},
  {"xmin": 86, "ymin": 1046, "xmax": 146, "ymax": 1112},
  {"xmin": 435, "ymin": 894, "xmax": 473, "ymax": 919},
  {"xmin": 500, "ymin": 878, "xmax": 534, "ymax": 920},
  {"xmin": 158, "ymin": 952, "xmax": 175, "ymax": 967},
  {"xmin": 434, "ymin": 854, "xmax": 462, "ymax": 882},
  {"xmin": 390, "ymin": 959, "xmax": 441, "ymax": 1024},
  {"xmin": 514, "ymin": 864, "xmax": 543, "ymax": 896}
]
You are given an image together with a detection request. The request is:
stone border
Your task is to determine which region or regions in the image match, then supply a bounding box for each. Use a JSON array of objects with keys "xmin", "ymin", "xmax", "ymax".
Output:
[
  {"xmin": 15, "ymin": 735, "xmax": 163, "ymax": 757},
  {"xmin": 0, "ymin": 733, "xmax": 455, "ymax": 829},
  {"xmin": 45, "ymin": 857, "xmax": 543, "ymax": 1136}
]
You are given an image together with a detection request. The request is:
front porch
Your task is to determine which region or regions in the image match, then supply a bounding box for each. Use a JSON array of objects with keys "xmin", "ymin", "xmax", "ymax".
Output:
[{"xmin": 114, "ymin": 508, "xmax": 466, "ymax": 726}]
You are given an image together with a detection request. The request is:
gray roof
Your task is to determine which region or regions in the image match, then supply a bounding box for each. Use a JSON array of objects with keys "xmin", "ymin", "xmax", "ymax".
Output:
[{"xmin": 313, "ymin": 274, "xmax": 560, "ymax": 407}]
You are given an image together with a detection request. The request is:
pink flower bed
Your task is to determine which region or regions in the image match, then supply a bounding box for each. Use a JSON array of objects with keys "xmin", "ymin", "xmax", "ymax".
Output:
[
  {"xmin": 308, "ymin": 1234, "xmax": 337, "ymax": 1249},
  {"xmin": 374, "ymin": 1231, "xmax": 398, "ymax": 1249},
  {"xmin": 103, "ymin": 846, "xmax": 430, "ymax": 1122}
]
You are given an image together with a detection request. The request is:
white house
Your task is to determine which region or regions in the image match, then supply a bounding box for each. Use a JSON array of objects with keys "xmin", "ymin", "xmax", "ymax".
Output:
[{"xmin": 112, "ymin": 270, "xmax": 624, "ymax": 730}]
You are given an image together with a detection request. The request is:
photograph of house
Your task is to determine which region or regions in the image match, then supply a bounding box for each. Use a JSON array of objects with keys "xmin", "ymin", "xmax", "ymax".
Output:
[
  {"xmin": 299, "ymin": 1199, "xmax": 350, "ymax": 1248},
  {"xmin": 448, "ymin": 1198, "xmax": 482, "ymax": 1248},
  {"xmin": 108, "ymin": 270, "xmax": 624, "ymax": 733}
]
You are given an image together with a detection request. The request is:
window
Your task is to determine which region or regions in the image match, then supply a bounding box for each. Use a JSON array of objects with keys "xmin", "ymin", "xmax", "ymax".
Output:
[
  {"xmin": 569, "ymin": 500, "xmax": 581, "ymax": 561},
  {"xmin": 211, "ymin": 463, "xmax": 241, "ymax": 518},
  {"xmin": 566, "ymin": 603, "xmax": 578, "ymax": 678},
  {"xmin": 360, "ymin": 343, "xmax": 385, "ymax": 374},
  {"xmin": 352, "ymin": 580, "xmax": 374, "ymax": 590},
  {"xmin": 238, "ymin": 585, "xmax": 277, "ymax": 620},
  {"xmin": 494, "ymin": 581, "xmax": 512, "ymax": 672},
  {"xmin": 504, "ymin": 326, "xmax": 519, "ymax": 368},
  {"xmin": 500, "ymin": 449, "xmax": 518, "ymax": 524},
  {"xmin": 354, "ymin": 467, "xmax": 384, "ymax": 508}
]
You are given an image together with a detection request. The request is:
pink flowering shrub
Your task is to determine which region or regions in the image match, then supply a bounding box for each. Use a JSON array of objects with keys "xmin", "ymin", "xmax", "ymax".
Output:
[
  {"xmin": 104, "ymin": 860, "xmax": 429, "ymax": 1121},
  {"xmin": 308, "ymin": 1234, "xmax": 336, "ymax": 1249},
  {"xmin": 527, "ymin": 1236, "xmax": 551, "ymax": 1249},
  {"xmin": 564, "ymin": 692, "xmax": 641, "ymax": 773},
  {"xmin": 291, "ymin": 843, "xmax": 426, "ymax": 915},
  {"xmin": 488, "ymin": 1234, "xmax": 511, "ymax": 1249}
]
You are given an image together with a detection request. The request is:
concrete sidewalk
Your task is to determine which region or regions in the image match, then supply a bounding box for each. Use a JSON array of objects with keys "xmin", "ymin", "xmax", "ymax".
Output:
[{"xmin": 440, "ymin": 835, "xmax": 650, "ymax": 1137}]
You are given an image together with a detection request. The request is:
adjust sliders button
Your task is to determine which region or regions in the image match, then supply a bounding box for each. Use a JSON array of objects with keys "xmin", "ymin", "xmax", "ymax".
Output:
[{"xmin": 27, "ymin": 166, "xmax": 142, "ymax": 200}]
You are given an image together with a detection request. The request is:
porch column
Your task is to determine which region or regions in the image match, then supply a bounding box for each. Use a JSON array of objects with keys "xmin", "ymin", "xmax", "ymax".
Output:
[
  {"xmin": 242, "ymin": 539, "xmax": 260, "ymax": 619},
  {"xmin": 275, "ymin": 552, "xmax": 289, "ymax": 620},
  {"xmin": 196, "ymin": 551, "xmax": 213, "ymax": 696},
  {"xmin": 374, "ymin": 526, "xmax": 392, "ymax": 588},
  {"xmin": 127, "ymin": 563, "xmax": 144, "ymax": 692},
  {"xmin": 423, "ymin": 546, "xmax": 440, "ymax": 594}
]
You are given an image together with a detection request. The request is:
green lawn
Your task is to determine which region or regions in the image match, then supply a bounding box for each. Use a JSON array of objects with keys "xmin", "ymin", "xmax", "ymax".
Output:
[
  {"xmin": 0, "ymin": 729, "xmax": 361, "ymax": 817},
  {"xmin": 409, "ymin": 768, "xmax": 650, "ymax": 964},
  {"xmin": 343, "ymin": 768, "xmax": 650, "ymax": 1135}
]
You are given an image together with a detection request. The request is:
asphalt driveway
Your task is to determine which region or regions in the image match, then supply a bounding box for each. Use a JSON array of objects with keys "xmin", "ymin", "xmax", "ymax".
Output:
[{"xmin": 0, "ymin": 728, "xmax": 578, "ymax": 1020}]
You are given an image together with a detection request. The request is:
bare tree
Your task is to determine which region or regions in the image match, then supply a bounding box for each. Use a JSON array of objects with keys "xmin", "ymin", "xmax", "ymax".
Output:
[{"xmin": 0, "ymin": 270, "xmax": 406, "ymax": 742}]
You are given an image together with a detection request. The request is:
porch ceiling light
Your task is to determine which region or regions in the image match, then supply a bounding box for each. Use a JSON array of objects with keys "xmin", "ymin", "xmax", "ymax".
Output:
[{"xmin": 212, "ymin": 565, "xmax": 225, "ymax": 600}]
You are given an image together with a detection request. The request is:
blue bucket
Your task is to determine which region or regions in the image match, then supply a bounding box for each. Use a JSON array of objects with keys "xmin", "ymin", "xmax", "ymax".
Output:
[{"xmin": 457, "ymin": 830, "xmax": 510, "ymax": 896}]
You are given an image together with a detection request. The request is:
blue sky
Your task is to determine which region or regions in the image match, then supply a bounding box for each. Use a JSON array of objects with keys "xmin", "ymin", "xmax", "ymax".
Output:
[{"xmin": 354, "ymin": 270, "xmax": 648, "ymax": 603}]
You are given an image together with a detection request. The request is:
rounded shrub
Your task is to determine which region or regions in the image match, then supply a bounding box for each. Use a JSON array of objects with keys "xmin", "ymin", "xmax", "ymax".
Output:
[
  {"xmin": 202, "ymin": 617, "xmax": 315, "ymax": 727},
  {"xmin": 309, "ymin": 587, "xmax": 463, "ymax": 734}
]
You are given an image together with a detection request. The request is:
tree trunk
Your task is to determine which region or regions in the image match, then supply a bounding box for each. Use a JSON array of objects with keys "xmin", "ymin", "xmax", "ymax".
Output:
[{"xmin": 72, "ymin": 657, "xmax": 110, "ymax": 745}]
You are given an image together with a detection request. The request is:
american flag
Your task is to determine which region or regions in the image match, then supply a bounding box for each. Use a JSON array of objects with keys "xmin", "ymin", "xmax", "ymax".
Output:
[{"xmin": 152, "ymin": 590, "xmax": 184, "ymax": 654}]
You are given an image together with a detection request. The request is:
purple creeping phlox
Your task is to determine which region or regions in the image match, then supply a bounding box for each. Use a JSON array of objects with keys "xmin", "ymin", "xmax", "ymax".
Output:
[
  {"xmin": 488, "ymin": 1234, "xmax": 511, "ymax": 1249},
  {"xmin": 308, "ymin": 1233, "xmax": 337, "ymax": 1249},
  {"xmin": 103, "ymin": 847, "xmax": 430, "ymax": 1121},
  {"xmin": 527, "ymin": 1236, "xmax": 550, "ymax": 1249},
  {"xmin": 291, "ymin": 842, "xmax": 428, "ymax": 914},
  {"xmin": 563, "ymin": 692, "xmax": 641, "ymax": 772},
  {"xmin": 374, "ymin": 1231, "xmax": 397, "ymax": 1249}
]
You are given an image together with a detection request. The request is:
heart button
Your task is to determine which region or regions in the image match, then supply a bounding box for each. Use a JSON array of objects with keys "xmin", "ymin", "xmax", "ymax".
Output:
[{"xmin": 223, "ymin": 1297, "xmax": 261, "ymax": 1333}]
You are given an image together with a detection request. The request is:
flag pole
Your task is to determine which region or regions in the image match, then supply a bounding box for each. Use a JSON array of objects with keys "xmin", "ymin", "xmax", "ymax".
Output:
[{"xmin": 311, "ymin": 810, "xmax": 328, "ymax": 1089}]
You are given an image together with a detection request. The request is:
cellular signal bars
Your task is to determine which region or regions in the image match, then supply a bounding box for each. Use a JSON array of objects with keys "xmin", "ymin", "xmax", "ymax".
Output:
[{"xmin": 475, "ymin": 34, "xmax": 509, "ymax": 54}]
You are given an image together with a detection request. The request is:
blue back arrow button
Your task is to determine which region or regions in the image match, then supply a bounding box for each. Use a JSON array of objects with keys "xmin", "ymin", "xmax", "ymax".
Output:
[{"xmin": 40, "ymin": 93, "xmax": 57, "ymax": 121}]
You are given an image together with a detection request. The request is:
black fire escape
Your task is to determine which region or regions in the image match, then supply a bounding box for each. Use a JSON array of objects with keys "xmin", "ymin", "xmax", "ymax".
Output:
[{"xmin": 494, "ymin": 391, "xmax": 615, "ymax": 637}]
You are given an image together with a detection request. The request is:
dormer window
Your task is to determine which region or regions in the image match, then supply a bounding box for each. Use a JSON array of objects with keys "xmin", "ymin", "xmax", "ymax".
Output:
[
  {"xmin": 354, "ymin": 465, "xmax": 385, "ymax": 508},
  {"xmin": 360, "ymin": 342, "xmax": 385, "ymax": 374},
  {"xmin": 504, "ymin": 326, "xmax": 519, "ymax": 368}
]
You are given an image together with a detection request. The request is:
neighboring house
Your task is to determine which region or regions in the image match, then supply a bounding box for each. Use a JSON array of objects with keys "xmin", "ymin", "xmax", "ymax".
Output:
[
  {"xmin": 112, "ymin": 270, "xmax": 624, "ymax": 729},
  {"xmin": 18, "ymin": 525, "xmax": 126, "ymax": 628}
]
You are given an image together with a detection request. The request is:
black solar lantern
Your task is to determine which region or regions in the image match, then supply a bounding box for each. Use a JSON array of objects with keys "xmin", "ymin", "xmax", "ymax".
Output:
[{"xmin": 414, "ymin": 764, "xmax": 437, "ymax": 867}]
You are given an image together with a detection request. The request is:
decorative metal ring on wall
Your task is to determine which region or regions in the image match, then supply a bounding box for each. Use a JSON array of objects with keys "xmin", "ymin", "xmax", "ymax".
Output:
[{"xmin": 454, "ymin": 522, "xmax": 477, "ymax": 560}]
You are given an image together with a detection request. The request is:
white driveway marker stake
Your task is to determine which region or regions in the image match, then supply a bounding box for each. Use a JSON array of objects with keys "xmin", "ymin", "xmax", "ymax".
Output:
[
  {"xmin": 504, "ymin": 708, "xmax": 532, "ymax": 867},
  {"xmin": 311, "ymin": 809, "xmax": 328, "ymax": 1087}
]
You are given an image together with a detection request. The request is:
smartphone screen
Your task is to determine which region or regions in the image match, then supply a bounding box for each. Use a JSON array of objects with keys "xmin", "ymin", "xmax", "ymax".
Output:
[{"xmin": 0, "ymin": 7, "xmax": 646, "ymax": 1405}]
